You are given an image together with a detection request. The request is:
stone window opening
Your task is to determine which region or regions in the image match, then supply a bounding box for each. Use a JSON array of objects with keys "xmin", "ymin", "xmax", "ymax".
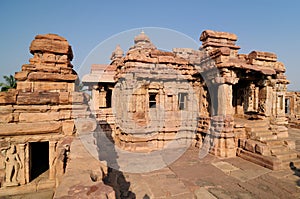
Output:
[
  {"xmin": 285, "ymin": 98, "xmax": 290, "ymax": 114},
  {"xmin": 178, "ymin": 93, "xmax": 188, "ymax": 110},
  {"xmin": 166, "ymin": 94, "xmax": 173, "ymax": 111},
  {"xmin": 149, "ymin": 93, "xmax": 157, "ymax": 108},
  {"xmin": 106, "ymin": 89, "xmax": 112, "ymax": 108}
]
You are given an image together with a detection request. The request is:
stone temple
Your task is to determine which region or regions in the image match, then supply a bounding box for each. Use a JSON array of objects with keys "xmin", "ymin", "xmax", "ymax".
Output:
[
  {"xmin": 0, "ymin": 30, "xmax": 300, "ymax": 197},
  {"xmin": 83, "ymin": 30, "xmax": 299, "ymax": 169}
]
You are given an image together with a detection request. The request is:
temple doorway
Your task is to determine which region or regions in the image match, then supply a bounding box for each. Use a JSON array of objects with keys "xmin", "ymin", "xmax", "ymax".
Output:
[
  {"xmin": 29, "ymin": 141, "xmax": 49, "ymax": 181},
  {"xmin": 232, "ymin": 80, "xmax": 247, "ymax": 117}
]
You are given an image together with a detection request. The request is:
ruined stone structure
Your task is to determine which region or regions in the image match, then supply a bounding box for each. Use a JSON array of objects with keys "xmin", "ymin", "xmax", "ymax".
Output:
[
  {"xmin": 286, "ymin": 91, "xmax": 300, "ymax": 128},
  {"xmin": 0, "ymin": 29, "xmax": 300, "ymax": 198},
  {"xmin": 0, "ymin": 34, "xmax": 88, "ymax": 189},
  {"xmin": 83, "ymin": 30, "xmax": 300, "ymax": 170}
]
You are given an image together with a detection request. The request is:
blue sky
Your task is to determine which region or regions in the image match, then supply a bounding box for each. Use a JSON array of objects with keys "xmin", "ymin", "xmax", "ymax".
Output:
[{"xmin": 0, "ymin": 1, "xmax": 299, "ymax": 90}]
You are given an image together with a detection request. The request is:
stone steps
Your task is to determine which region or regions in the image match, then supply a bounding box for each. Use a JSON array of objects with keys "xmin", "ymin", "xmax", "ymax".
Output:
[
  {"xmin": 257, "ymin": 135, "xmax": 278, "ymax": 142},
  {"xmin": 246, "ymin": 127, "xmax": 270, "ymax": 133},
  {"xmin": 236, "ymin": 118, "xmax": 300, "ymax": 170},
  {"xmin": 244, "ymin": 119, "xmax": 276, "ymax": 142},
  {"xmin": 244, "ymin": 120, "xmax": 269, "ymax": 127},
  {"xmin": 263, "ymin": 139, "xmax": 285, "ymax": 146},
  {"xmin": 251, "ymin": 131, "xmax": 273, "ymax": 137}
]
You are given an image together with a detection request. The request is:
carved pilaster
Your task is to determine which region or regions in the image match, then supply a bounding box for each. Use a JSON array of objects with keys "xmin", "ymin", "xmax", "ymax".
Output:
[
  {"xmin": 49, "ymin": 141, "xmax": 57, "ymax": 180},
  {"xmin": 18, "ymin": 143, "xmax": 26, "ymax": 185},
  {"xmin": 217, "ymin": 83, "xmax": 233, "ymax": 116}
]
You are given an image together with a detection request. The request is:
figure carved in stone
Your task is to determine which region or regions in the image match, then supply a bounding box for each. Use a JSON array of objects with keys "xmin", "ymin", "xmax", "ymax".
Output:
[{"xmin": 4, "ymin": 144, "xmax": 22, "ymax": 186}]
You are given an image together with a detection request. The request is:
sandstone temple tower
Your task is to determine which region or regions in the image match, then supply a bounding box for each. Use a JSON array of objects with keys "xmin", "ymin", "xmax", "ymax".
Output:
[{"xmin": 0, "ymin": 34, "xmax": 87, "ymax": 188}]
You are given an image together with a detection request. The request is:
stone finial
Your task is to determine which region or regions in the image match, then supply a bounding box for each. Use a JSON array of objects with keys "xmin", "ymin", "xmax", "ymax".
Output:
[
  {"xmin": 134, "ymin": 30, "xmax": 151, "ymax": 44},
  {"xmin": 131, "ymin": 31, "xmax": 156, "ymax": 50},
  {"xmin": 110, "ymin": 44, "xmax": 124, "ymax": 60}
]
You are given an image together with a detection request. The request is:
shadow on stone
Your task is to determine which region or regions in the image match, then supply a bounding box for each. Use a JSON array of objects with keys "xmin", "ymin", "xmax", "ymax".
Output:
[
  {"xmin": 290, "ymin": 162, "xmax": 300, "ymax": 186},
  {"xmin": 94, "ymin": 121, "xmax": 136, "ymax": 199},
  {"xmin": 143, "ymin": 194, "xmax": 150, "ymax": 199}
]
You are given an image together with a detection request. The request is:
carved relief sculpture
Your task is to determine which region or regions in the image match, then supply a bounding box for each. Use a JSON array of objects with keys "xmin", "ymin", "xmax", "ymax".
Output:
[{"xmin": 4, "ymin": 144, "xmax": 22, "ymax": 186}]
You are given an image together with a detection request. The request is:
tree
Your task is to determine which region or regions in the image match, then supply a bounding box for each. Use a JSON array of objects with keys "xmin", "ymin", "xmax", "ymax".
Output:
[{"xmin": 0, "ymin": 75, "xmax": 16, "ymax": 92}]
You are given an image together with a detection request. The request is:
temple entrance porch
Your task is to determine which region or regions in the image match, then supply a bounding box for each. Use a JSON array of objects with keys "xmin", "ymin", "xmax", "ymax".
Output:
[{"xmin": 232, "ymin": 71, "xmax": 269, "ymax": 119}]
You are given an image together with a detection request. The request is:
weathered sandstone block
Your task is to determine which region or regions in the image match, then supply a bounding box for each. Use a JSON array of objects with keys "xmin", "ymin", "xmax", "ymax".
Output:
[
  {"xmin": 0, "ymin": 122, "xmax": 61, "ymax": 136},
  {"xmin": 19, "ymin": 112, "xmax": 60, "ymax": 122},
  {"xmin": 30, "ymin": 34, "xmax": 72, "ymax": 59},
  {"xmin": 14, "ymin": 71, "xmax": 29, "ymax": 81},
  {"xmin": 17, "ymin": 92, "xmax": 59, "ymax": 105},
  {"xmin": 0, "ymin": 90, "xmax": 17, "ymax": 104},
  {"xmin": 62, "ymin": 120, "xmax": 75, "ymax": 135},
  {"xmin": 27, "ymin": 72, "xmax": 77, "ymax": 82}
]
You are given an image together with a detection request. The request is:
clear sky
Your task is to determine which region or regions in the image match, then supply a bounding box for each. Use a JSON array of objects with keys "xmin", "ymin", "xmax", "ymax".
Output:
[{"xmin": 0, "ymin": 0, "xmax": 299, "ymax": 90}]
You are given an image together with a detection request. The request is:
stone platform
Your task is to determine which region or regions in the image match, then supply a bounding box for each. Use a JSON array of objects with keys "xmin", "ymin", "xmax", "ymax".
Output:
[
  {"xmin": 55, "ymin": 128, "xmax": 300, "ymax": 199},
  {"xmin": 125, "ymin": 146, "xmax": 300, "ymax": 198},
  {"xmin": 3, "ymin": 128, "xmax": 300, "ymax": 198}
]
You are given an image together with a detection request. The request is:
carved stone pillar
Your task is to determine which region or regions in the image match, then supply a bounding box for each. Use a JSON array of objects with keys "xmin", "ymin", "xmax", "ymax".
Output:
[
  {"xmin": 266, "ymin": 86, "xmax": 273, "ymax": 117},
  {"xmin": 99, "ymin": 88, "xmax": 107, "ymax": 108},
  {"xmin": 245, "ymin": 83, "xmax": 259, "ymax": 112},
  {"xmin": 210, "ymin": 115, "xmax": 236, "ymax": 157},
  {"xmin": 217, "ymin": 83, "xmax": 233, "ymax": 116},
  {"xmin": 18, "ymin": 143, "xmax": 26, "ymax": 185},
  {"xmin": 49, "ymin": 141, "xmax": 57, "ymax": 180},
  {"xmin": 25, "ymin": 144, "xmax": 30, "ymax": 184},
  {"xmin": 210, "ymin": 76, "xmax": 236, "ymax": 158},
  {"xmin": 91, "ymin": 85, "xmax": 99, "ymax": 110}
]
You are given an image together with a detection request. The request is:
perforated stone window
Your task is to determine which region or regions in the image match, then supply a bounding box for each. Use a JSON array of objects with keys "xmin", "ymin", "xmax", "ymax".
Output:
[
  {"xmin": 285, "ymin": 98, "xmax": 290, "ymax": 114},
  {"xmin": 178, "ymin": 93, "xmax": 188, "ymax": 110}
]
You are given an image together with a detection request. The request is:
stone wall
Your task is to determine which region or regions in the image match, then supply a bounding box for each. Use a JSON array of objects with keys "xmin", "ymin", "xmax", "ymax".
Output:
[
  {"xmin": 286, "ymin": 91, "xmax": 300, "ymax": 128},
  {"xmin": 112, "ymin": 35, "xmax": 210, "ymax": 152}
]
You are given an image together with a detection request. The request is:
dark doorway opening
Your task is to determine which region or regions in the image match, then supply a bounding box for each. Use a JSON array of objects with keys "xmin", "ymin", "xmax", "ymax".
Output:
[
  {"xmin": 106, "ymin": 89, "xmax": 112, "ymax": 108},
  {"xmin": 285, "ymin": 98, "xmax": 290, "ymax": 114},
  {"xmin": 30, "ymin": 141, "xmax": 49, "ymax": 181}
]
